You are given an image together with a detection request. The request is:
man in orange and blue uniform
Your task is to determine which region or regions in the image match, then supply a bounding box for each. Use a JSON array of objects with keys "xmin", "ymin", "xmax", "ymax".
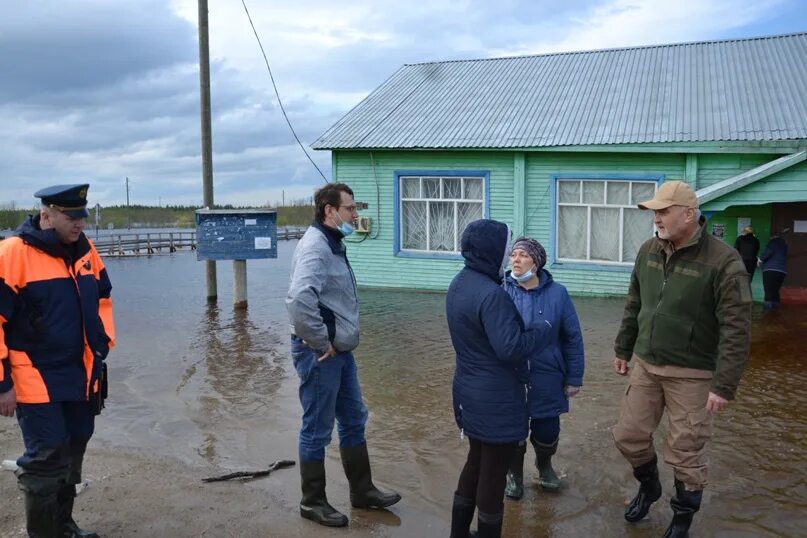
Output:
[{"xmin": 0, "ymin": 184, "xmax": 115, "ymax": 538}]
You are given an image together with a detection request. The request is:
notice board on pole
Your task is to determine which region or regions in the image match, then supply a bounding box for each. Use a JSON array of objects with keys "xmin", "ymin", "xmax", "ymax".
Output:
[{"xmin": 195, "ymin": 209, "xmax": 278, "ymax": 261}]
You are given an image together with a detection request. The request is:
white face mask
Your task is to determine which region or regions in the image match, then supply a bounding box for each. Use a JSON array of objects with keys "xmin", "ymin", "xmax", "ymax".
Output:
[
  {"xmin": 512, "ymin": 265, "xmax": 536, "ymax": 282},
  {"xmin": 333, "ymin": 211, "xmax": 354, "ymax": 237}
]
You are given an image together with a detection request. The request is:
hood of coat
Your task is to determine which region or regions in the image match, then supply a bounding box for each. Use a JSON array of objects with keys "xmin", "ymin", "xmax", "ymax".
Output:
[
  {"xmin": 460, "ymin": 219, "xmax": 511, "ymax": 282},
  {"xmin": 14, "ymin": 214, "xmax": 90, "ymax": 261}
]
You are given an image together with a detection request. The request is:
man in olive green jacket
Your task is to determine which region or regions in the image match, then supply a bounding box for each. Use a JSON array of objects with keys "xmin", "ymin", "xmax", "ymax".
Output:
[{"xmin": 612, "ymin": 181, "xmax": 752, "ymax": 538}]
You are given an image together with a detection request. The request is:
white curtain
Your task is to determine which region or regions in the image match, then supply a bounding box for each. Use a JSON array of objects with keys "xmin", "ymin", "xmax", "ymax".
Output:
[
  {"xmin": 558, "ymin": 206, "xmax": 587, "ymax": 259},
  {"xmin": 591, "ymin": 207, "xmax": 620, "ymax": 261},
  {"xmin": 631, "ymin": 182, "xmax": 656, "ymax": 205},
  {"xmin": 464, "ymin": 178, "xmax": 483, "ymax": 200},
  {"xmin": 402, "ymin": 201, "xmax": 427, "ymax": 249},
  {"xmin": 429, "ymin": 202, "xmax": 454, "ymax": 251},
  {"xmin": 623, "ymin": 208, "xmax": 654, "ymax": 262},
  {"xmin": 401, "ymin": 177, "xmax": 420, "ymax": 198}
]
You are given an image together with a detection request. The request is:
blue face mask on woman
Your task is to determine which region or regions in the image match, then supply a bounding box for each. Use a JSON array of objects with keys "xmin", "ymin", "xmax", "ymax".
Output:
[{"xmin": 512, "ymin": 265, "xmax": 536, "ymax": 282}]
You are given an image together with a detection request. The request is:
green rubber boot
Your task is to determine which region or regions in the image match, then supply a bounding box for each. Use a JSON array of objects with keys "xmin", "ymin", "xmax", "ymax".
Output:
[
  {"xmin": 531, "ymin": 437, "xmax": 561, "ymax": 491},
  {"xmin": 504, "ymin": 441, "xmax": 527, "ymax": 500}
]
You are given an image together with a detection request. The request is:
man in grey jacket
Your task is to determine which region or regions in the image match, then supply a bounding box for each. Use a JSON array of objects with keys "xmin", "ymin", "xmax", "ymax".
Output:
[{"xmin": 286, "ymin": 182, "xmax": 401, "ymax": 527}]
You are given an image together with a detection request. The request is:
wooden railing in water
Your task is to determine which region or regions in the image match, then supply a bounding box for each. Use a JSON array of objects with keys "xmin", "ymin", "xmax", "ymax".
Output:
[
  {"xmin": 91, "ymin": 227, "xmax": 307, "ymax": 257},
  {"xmin": 92, "ymin": 232, "xmax": 196, "ymax": 256}
]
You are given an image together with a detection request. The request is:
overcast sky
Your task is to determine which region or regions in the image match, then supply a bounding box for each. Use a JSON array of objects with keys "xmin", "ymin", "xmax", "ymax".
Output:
[{"xmin": 1, "ymin": 0, "xmax": 804, "ymax": 209}]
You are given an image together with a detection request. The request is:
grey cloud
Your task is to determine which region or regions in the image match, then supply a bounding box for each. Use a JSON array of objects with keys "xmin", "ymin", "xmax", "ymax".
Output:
[{"xmin": 0, "ymin": 1, "xmax": 197, "ymax": 101}]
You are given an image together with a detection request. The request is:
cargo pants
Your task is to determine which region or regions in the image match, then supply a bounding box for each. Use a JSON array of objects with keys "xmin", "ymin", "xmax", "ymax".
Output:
[{"xmin": 612, "ymin": 358, "xmax": 713, "ymax": 490}]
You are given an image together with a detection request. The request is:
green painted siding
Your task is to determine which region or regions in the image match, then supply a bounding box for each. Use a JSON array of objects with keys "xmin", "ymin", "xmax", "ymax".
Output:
[
  {"xmin": 334, "ymin": 150, "xmax": 516, "ymax": 290},
  {"xmin": 706, "ymin": 204, "xmax": 772, "ymax": 301},
  {"xmin": 333, "ymin": 148, "xmax": 803, "ymax": 296},
  {"xmin": 334, "ymin": 150, "xmax": 689, "ymax": 295}
]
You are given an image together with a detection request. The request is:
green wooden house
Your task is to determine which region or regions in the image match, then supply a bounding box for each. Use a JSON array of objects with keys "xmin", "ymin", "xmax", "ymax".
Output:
[{"xmin": 311, "ymin": 32, "xmax": 807, "ymax": 301}]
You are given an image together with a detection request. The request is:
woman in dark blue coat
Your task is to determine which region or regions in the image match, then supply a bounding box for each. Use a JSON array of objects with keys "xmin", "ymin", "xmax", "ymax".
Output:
[
  {"xmin": 446, "ymin": 220, "xmax": 551, "ymax": 538},
  {"xmin": 760, "ymin": 227, "xmax": 789, "ymax": 309},
  {"xmin": 501, "ymin": 237, "xmax": 585, "ymax": 499}
]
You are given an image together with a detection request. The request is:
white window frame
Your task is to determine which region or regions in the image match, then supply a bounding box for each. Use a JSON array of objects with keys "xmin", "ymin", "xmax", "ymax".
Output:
[
  {"xmin": 555, "ymin": 178, "xmax": 658, "ymax": 267},
  {"xmin": 397, "ymin": 174, "xmax": 486, "ymax": 255}
]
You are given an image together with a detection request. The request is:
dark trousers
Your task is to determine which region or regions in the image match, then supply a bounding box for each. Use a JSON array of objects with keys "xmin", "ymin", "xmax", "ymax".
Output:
[
  {"xmin": 763, "ymin": 271, "xmax": 786, "ymax": 304},
  {"xmin": 742, "ymin": 258, "xmax": 757, "ymax": 281},
  {"xmin": 15, "ymin": 401, "xmax": 95, "ymax": 495},
  {"xmin": 530, "ymin": 416, "xmax": 560, "ymax": 444},
  {"xmin": 456, "ymin": 437, "xmax": 517, "ymax": 514}
]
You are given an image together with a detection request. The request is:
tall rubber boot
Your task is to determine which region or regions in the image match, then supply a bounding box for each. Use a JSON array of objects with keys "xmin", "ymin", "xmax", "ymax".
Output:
[
  {"xmin": 476, "ymin": 510, "xmax": 504, "ymax": 538},
  {"xmin": 24, "ymin": 491, "xmax": 60, "ymax": 538},
  {"xmin": 58, "ymin": 485, "xmax": 99, "ymax": 538},
  {"xmin": 530, "ymin": 437, "xmax": 560, "ymax": 491},
  {"xmin": 662, "ymin": 479, "xmax": 702, "ymax": 538},
  {"xmin": 449, "ymin": 492, "xmax": 476, "ymax": 538},
  {"xmin": 299, "ymin": 460, "xmax": 348, "ymax": 527},
  {"xmin": 624, "ymin": 455, "xmax": 662, "ymax": 522},
  {"xmin": 340, "ymin": 443, "xmax": 401, "ymax": 509},
  {"xmin": 504, "ymin": 441, "xmax": 526, "ymax": 500}
]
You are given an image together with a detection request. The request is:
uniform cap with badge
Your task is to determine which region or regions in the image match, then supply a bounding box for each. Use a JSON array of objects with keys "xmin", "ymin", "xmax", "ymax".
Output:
[{"xmin": 34, "ymin": 184, "xmax": 90, "ymax": 219}]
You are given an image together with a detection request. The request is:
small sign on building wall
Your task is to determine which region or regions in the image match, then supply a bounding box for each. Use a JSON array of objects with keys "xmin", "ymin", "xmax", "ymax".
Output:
[
  {"xmin": 794, "ymin": 220, "xmax": 807, "ymax": 233},
  {"xmin": 712, "ymin": 223, "xmax": 725, "ymax": 239}
]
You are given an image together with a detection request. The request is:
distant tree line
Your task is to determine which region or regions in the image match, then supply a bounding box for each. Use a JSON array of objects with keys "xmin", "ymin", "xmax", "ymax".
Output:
[{"xmin": 0, "ymin": 201, "xmax": 314, "ymax": 231}]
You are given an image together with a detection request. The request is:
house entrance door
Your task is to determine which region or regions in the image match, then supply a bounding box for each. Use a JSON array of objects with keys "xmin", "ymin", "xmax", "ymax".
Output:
[{"xmin": 772, "ymin": 202, "xmax": 807, "ymax": 288}]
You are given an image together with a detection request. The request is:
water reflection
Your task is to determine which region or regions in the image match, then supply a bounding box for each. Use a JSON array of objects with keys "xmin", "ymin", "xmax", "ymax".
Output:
[{"xmin": 180, "ymin": 303, "xmax": 289, "ymax": 464}]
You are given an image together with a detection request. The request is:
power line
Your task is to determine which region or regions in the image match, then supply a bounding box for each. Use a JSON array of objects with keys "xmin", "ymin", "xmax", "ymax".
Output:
[{"xmin": 240, "ymin": 0, "xmax": 329, "ymax": 183}]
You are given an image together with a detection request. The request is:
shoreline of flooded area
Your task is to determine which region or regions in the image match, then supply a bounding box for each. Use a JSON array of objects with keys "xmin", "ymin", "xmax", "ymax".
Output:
[{"xmin": 3, "ymin": 240, "xmax": 804, "ymax": 536}]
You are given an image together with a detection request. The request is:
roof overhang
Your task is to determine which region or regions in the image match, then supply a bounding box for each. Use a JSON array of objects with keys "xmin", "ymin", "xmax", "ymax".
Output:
[{"xmin": 696, "ymin": 150, "xmax": 807, "ymax": 210}]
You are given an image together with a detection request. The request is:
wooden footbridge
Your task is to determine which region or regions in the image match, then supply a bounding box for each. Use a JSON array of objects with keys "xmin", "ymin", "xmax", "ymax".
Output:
[{"xmin": 91, "ymin": 227, "xmax": 306, "ymax": 257}]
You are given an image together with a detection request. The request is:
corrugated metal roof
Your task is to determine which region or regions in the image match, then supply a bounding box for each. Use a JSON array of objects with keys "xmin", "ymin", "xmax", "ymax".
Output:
[{"xmin": 311, "ymin": 33, "xmax": 807, "ymax": 150}]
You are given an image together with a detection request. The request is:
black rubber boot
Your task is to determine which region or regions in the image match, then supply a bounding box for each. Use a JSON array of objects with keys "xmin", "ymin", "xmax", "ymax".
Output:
[
  {"xmin": 530, "ymin": 437, "xmax": 560, "ymax": 491},
  {"xmin": 476, "ymin": 510, "xmax": 504, "ymax": 538},
  {"xmin": 663, "ymin": 479, "xmax": 702, "ymax": 538},
  {"xmin": 624, "ymin": 455, "xmax": 662, "ymax": 522},
  {"xmin": 449, "ymin": 492, "xmax": 476, "ymax": 538},
  {"xmin": 24, "ymin": 490, "xmax": 60, "ymax": 538},
  {"xmin": 340, "ymin": 443, "xmax": 401, "ymax": 509},
  {"xmin": 299, "ymin": 460, "xmax": 348, "ymax": 527},
  {"xmin": 504, "ymin": 442, "xmax": 526, "ymax": 500},
  {"xmin": 58, "ymin": 486, "xmax": 99, "ymax": 538}
]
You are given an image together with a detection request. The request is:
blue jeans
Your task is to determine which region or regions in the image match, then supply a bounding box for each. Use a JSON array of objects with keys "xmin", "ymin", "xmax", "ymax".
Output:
[{"xmin": 291, "ymin": 337, "xmax": 368, "ymax": 462}]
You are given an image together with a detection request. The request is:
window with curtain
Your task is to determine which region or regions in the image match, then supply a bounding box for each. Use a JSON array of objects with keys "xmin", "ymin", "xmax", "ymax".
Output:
[
  {"xmin": 556, "ymin": 179, "xmax": 657, "ymax": 265},
  {"xmin": 399, "ymin": 175, "xmax": 485, "ymax": 253}
]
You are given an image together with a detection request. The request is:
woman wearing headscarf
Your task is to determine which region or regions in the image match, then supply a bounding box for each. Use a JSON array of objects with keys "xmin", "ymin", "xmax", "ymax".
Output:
[
  {"xmin": 501, "ymin": 237, "xmax": 585, "ymax": 499},
  {"xmin": 446, "ymin": 220, "xmax": 551, "ymax": 538}
]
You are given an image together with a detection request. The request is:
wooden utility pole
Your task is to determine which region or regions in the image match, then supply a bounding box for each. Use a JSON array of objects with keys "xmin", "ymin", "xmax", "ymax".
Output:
[
  {"xmin": 198, "ymin": 0, "xmax": 217, "ymax": 300},
  {"xmin": 125, "ymin": 176, "xmax": 131, "ymax": 229}
]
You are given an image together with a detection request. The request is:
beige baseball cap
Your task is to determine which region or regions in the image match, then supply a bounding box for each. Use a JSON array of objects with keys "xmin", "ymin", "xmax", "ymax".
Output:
[{"xmin": 638, "ymin": 181, "xmax": 699, "ymax": 210}]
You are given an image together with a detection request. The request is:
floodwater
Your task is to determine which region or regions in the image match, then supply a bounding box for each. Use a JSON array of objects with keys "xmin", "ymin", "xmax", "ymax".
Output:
[{"xmin": 97, "ymin": 240, "xmax": 805, "ymax": 537}]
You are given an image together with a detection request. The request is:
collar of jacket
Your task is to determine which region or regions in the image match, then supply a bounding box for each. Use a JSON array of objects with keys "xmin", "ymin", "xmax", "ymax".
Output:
[
  {"xmin": 313, "ymin": 220, "xmax": 345, "ymax": 255},
  {"xmin": 14, "ymin": 214, "xmax": 91, "ymax": 263}
]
